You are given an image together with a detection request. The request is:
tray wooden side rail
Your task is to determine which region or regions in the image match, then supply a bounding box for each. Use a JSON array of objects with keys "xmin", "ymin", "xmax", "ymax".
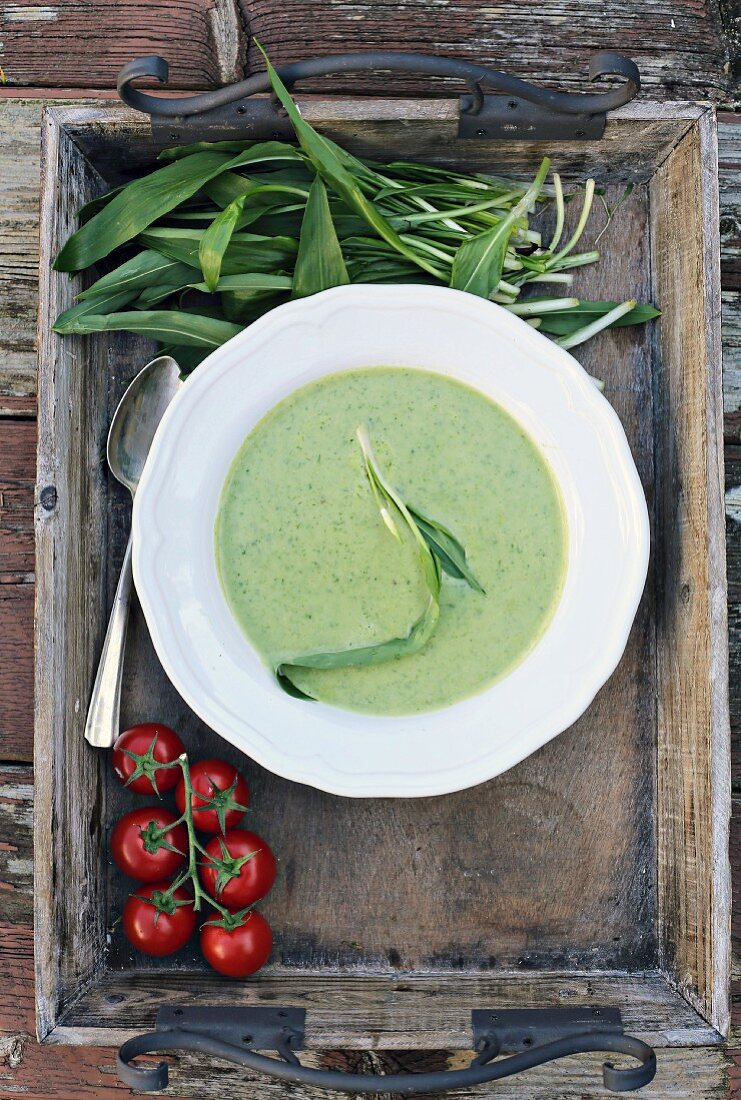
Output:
[{"xmin": 34, "ymin": 100, "xmax": 729, "ymax": 1068}]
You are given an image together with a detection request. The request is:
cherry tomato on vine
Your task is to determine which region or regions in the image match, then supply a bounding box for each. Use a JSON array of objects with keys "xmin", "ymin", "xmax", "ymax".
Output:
[
  {"xmin": 112, "ymin": 723, "xmax": 184, "ymax": 796},
  {"xmin": 200, "ymin": 910, "xmax": 273, "ymax": 978},
  {"xmin": 110, "ymin": 807, "xmax": 187, "ymax": 882},
  {"xmin": 175, "ymin": 759, "xmax": 249, "ymax": 834},
  {"xmin": 122, "ymin": 881, "xmax": 196, "ymax": 957},
  {"xmin": 200, "ymin": 830, "xmax": 276, "ymax": 909}
]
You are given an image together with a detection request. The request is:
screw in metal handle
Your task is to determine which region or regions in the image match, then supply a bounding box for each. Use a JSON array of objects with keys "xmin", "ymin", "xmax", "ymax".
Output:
[{"xmin": 84, "ymin": 535, "xmax": 133, "ymax": 748}]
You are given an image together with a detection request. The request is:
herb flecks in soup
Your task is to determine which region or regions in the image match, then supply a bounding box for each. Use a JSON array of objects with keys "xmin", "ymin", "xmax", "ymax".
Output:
[{"xmin": 215, "ymin": 368, "xmax": 567, "ymax": 715}]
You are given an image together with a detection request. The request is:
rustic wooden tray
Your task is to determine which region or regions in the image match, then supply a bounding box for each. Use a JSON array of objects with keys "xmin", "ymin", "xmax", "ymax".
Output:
[{"xmin": 34, "ymin": 98, "xmax": 730, "ymax": 1075}]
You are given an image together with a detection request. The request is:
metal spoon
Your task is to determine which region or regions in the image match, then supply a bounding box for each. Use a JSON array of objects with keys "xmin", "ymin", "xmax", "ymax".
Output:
[{"xmin": 84, "ymin": 355, "xmax": 182, "ymax": 748}]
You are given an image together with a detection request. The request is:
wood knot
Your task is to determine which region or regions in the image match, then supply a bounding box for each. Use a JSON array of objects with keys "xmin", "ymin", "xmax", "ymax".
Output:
[{"xmin": 39, "ymin": 485, "xmax": 57, "ymax": 511}]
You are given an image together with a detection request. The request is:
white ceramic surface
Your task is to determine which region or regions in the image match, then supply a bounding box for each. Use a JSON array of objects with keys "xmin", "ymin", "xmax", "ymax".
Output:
[{"xmin": 132, "ymin": 284, "xmax": 650, "ymax": 798}]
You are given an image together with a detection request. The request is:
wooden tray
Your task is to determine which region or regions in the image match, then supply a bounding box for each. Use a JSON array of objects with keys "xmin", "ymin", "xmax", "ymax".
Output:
[{"xmin": 34, "ymin": 99, "xmax": 730, "ymax": 1071}]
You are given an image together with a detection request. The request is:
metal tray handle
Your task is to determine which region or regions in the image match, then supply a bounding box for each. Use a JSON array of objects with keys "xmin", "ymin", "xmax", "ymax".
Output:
[
  {"xmin": 117, "ymin": 51, "xmax": 640, "ymax": 143},
  {"xmin": 117, "ymin": 1005, "xmax": 657, "ymax": 1094}
]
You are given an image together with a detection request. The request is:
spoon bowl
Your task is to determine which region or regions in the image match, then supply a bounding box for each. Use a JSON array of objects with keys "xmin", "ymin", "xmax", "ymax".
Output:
[{"xmin": 107, "ymin": 355, "xmax": 182, "ymax": 496}]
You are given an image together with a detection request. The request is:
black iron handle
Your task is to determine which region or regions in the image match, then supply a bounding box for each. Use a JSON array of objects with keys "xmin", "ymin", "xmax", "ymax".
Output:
[
  {"xmin": 117, "ymin": 1006, "xmax": 657, "ymax": 1094},
  {"xmin": 117, "ymin": 50, "xmax": 639, "ymax": 121}
]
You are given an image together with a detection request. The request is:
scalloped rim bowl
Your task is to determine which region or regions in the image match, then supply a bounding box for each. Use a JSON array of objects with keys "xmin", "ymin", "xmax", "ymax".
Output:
[{"xmin": 132, "ymin": 284, "xmax": 649, "ymax": 798}]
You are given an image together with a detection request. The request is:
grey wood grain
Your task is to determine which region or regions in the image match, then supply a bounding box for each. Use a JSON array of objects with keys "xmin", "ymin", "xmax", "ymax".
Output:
[
  {"xmin": 719, "ymin": 114, "xmax": 741, "ymax": 448},
  {"xmin": 56, "ymin": 971, "xmax": 720, "ymax": 1049},
  {"xmin": 649, "ymin": 110, "xmax": 731, "ymax": 1036},
  {"xmin": 0, "ymin": 0, "xmax": 245, "ymax": 89},
  {"xmin": 239, "ymin": 0, "xmax": 737, "ymax": 108},
  {"xmin": 34, "ymin": 110, "xmax": 111, "ymax": 1040},
  {"xmin": 0, "ymin": 765, "xmax": 33, "ymax": 925}
]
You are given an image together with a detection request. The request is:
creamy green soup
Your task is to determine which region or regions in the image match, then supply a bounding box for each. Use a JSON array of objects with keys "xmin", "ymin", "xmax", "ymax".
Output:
[{"xmin": 215, "ymin": 368, "xmax": 566, "ymax": 715}]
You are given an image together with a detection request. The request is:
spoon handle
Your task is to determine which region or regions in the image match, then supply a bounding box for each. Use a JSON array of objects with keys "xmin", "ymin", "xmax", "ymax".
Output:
[{"xmin": 84, "ymin": 535, "xmax": 133, "ymax": 748}]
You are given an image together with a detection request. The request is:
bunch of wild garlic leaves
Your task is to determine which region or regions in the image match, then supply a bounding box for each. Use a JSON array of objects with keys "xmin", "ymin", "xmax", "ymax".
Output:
[{"xmin": 53, "ymin": 51, "xmax": 658, "ymax": 374}]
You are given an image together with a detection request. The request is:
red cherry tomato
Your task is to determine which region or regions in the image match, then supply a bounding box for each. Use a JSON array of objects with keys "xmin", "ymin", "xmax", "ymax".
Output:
[
  {"xmin": 200, "ymin": 910, "xmax": 273, "ymax": 978},
  {"xmin": 110, "ymin": 807, "xmax": 187, "ymax": 883},
  {"xmin": 122, "ymin": 882, "xmax": 196, "ymax": 957},
  {"xmin": 200, "ymin": 830, "xmax": 276, "ymax": 909},
  {"xmin": 175, "ymin": 759, "xmax": 249, "ymax": 834},
  {"xmin": 112, "ymin": 724, "xmax": 184, "ymax": 796}
]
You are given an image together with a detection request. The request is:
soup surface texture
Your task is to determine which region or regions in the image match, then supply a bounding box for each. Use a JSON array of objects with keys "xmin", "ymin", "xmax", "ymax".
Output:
[{"xmin": 215, "ymin": 367, "xmax": 566, "ymax": 714}]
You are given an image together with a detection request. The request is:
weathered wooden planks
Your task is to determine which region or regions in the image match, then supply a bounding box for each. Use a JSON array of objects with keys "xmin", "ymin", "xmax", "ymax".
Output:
[
  {"xmin": 0, "ymin": 769, "xmax": 192, "ymax": 1099},
  {"xmin": 650, "ymin": 110, "xmax": 730, "ymax": 1035},
  {"xmin": 3, "ymin": 766, "xmax": 728, "ymax": 1093},
  {"xmin": 0, "ymin": 96, "xmax": 44, "ymax": 413},
  {"xmin": 720, "ymin": 114, "xmax": 741, "ymax": 445},
  {"xmin": 0, "ymin": 105, "xmax": 38, "ymax": 761},
  {"xmin": 0, "ymin": 765, "xmax": 32, "ymax": 924},
  {"xmin": 59, "ymin": 970, "xmax": 719, "ymax": 1048},
  {"xmin": 719, "ymin": 115, "xmax": 741, "ymax": 291},
  {"xmin": 0, "ymin": 0, "xmax": 732, "ymax": 107},
  {"xmin": 0, "ymin": 585, "xmax": 33, "ymax": 761},
  {"xmin": 0, "ymin": 0, "xmax": 245, "ymax": 89},
  {"xmin": 0, "ymin": 420, "xmax": 35, "ymax": 580},
  {"xmin": 33, "ymin": 110, "xmax": 112, "ymax": 1041},
  {"xmin": 239, "ymin": 0, "xmax": 737, "ymax": 107}
]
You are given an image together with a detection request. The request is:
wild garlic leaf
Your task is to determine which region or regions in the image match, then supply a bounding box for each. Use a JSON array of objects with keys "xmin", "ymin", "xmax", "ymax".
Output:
[
  {"xmin": 450, "ymin": 157, "xmax": 550, "ymax": 298},
  {"xmin": 55, "ymin": 143, "xmax": 306, "ymax": 272},
  {"xmin": 221, "ymin": 291, "xmax": 288, "ymax": 325},
  {"xmin": 279, "ymin": 593, "xmax": 440, "ymax": 674},
  {"xmin": 556, "ymin": 299, "xmax": 637, "ymax": 351},
  {"xmin": 291, "ymin": 175, "xmax": 349, "ymax": 298},
  {"xmin": 76, "ymin": 184, "xmax": 126, "ymax": 225},
  {"xmin": 191, "ymin": 273, "xmax": 293, "ymax": 295},
  {"xmin": 157, "ymin": 139, "xmax": 258, "ymax": 162},
  {"xmin": 135, "ymin": 283, "xmax": 190, "ymax": 308},
  {"xmin": 54, "ymin": 151, "xmax": 234, "ymax": 271},
  {"xmin": 535, "ymin": 300, "xmax": 661, "ymax": 335},
  {"xmin": 276, "ymin": 670, "xmax": 317, "ymax": 700},
  {"xmin": 275, "ymin": 426, "xmax": 485, "ymax": 699},
  {"xmin": 255, "ymin": 40, "xmax": 442, "ymax": 279},
  {"xmin": 203, "ymin": 169, "xmax": 312, "ymax": 210},
  {"xmin": 275, "ymin": 426, "xmax": 442, "ymax": 697},
  {"xmin": 139, "ymin": 228, "xmax": 298, "ymax": 274},
  {"xmin": 53, "ymin": 290, "xmax": 140, "ymax": 333},
  {"xmin": 407, "ymin": 506, "xmax": 485, "ymax": 593},
  {"xmin": 77, "ymin": 251, "xmax": 194, "ymax": 301},
  {"xmin": 58, "ymin": 309, "xmax": 242, "ymax": 348},
  {"xmin": 199, "ymin": 194, "xmax": 250, "ymax": 291}
]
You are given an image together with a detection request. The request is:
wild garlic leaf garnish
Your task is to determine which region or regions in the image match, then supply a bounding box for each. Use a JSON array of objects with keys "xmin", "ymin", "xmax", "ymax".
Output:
[{"xmin": 275, "ymin": 426, "xmax": 482, "ymax": 699}]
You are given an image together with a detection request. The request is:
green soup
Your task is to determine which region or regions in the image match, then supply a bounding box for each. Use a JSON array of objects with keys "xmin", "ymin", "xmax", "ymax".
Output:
[{"xmin": 215, "ymin": 367, "xmax": 566, "ymax": 714}]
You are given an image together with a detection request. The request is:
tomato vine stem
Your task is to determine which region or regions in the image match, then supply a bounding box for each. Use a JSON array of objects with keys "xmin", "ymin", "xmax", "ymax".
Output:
[{"xmin": 168, "ymin": 753, "xmax": 232, "ymax": 918}]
